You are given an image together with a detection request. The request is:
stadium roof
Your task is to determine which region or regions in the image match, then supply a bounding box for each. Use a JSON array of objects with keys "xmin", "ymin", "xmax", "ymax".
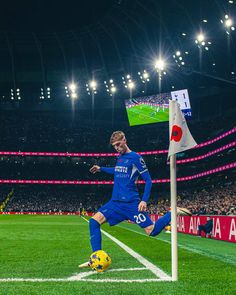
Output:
[{"xmin": 0, "ymin": 0, "xmax": 236, "ymax": 111}]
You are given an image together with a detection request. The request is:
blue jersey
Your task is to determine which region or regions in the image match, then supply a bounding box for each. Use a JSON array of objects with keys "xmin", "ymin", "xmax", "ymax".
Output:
[{"xmin": 100, "ymin": 151, "xmax": 152, "ymax": 203}]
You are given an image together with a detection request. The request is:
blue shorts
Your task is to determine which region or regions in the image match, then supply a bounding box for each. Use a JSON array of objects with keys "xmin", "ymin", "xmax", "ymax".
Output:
[{"xmin": 98, "ymin": 200, "xmax": 153, "ymax": 228}]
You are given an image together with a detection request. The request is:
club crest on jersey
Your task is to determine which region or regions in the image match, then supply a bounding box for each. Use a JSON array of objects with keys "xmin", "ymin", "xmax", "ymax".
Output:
[{"xmin": 139, "ymin": 158, "xmax": 147, "ymax": 168}]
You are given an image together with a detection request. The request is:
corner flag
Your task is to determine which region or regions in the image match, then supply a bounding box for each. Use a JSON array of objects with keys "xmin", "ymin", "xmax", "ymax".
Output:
[
  {"xmin": 168, "ymin": 100, "xmax": 197, "ymax": 281},
  {"xmin": 168, "ymin": 100, "xmax": 197, "ymax": 158}
]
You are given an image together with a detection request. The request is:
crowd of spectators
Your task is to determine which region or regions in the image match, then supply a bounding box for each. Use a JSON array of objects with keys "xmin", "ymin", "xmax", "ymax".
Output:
[
  {"xmin": 1, "ymin": 180, "xmax": 235, "ymax": 215},
  {"xmin": 148, "ymin": 182, "xmax": 236, "ymax": 216},
  {"xmin": 0, "ymin": 109, "xmax": 235, "ymax": 153},
  {"xmin": 125, "ymin": 93, "xmax": 169, "ymax": 108},
  {"xmin": 3, "ymin": 186, "xmax": 108, "ymax": 213},
  {"xmin": 0, "ymin": 109, "xmax": 235, "ymax": 216}
]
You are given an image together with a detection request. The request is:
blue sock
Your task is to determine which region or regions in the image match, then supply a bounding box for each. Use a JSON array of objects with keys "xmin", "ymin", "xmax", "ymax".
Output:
[
  {"xmin": 89, "ymin": 218, "xmax": 102, "ymax": 252},
  {"xmin": 150, "ymin": 212, "xmax": 171, "ymax": 236}
]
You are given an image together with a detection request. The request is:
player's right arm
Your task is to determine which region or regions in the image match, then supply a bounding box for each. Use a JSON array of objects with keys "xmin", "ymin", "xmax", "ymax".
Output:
[{"xmin": 90, "ymin": 165, "xmax": 115, "ymax": 174}]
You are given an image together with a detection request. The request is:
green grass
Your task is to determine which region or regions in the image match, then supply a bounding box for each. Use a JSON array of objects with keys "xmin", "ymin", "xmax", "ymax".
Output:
[
  {"xmin": 127, "ymin": 104, "xmax": 169, "ymax": 126},
  {"xmin": 0, "ymin": 215, "xmax": 236, "ymax": 294}
]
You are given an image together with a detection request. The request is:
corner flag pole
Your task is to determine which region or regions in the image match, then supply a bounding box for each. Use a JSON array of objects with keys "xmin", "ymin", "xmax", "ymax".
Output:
[{"xmin": 169, "ymin": 100, "xmax": 178, "ymax": 281}]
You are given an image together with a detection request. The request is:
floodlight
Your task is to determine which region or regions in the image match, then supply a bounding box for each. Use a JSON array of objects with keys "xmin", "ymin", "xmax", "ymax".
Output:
[
  {"xmin": 154, "ymin": 59, "xmax": 165, "ymax": 71},
  {"xmin": 196, "ymin": 33, "xmax": 205, "ymax": 42},
  {"xmin": 128, "ymin": 82, "xmax": 135, "ymax": 89},
  {"xmin": 111, "ymin": 86, "xmax": 116, "ymax": 93},
  {"xmin": 90, "ymin": 81, "xmax": 97, "ymax": 88},
  {"xmin": 71, "ymin": 92, "xmax": 77, "ymax": 99},
  {"xmin": 225, "ymin": 18, "xmax": 233, "ymax": 27},
  {"xmin": 69, "ymin": 83, "xmax": 77, "ymax": 91}
]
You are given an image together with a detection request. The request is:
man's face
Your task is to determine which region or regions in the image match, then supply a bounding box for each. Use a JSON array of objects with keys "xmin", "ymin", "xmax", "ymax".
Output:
[{"xmin": 112, "ymin": 137, "xmax": 127, "ymax": 154}]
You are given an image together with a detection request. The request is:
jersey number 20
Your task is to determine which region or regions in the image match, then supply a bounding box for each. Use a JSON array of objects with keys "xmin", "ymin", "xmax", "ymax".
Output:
[{"xmin": 134, "ymin": 213, "xmax": 146, "ymax": 224}]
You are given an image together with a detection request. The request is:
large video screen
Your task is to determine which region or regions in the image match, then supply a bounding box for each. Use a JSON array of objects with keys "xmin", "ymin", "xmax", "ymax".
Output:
[{"xmin": 125, "ymin": 89, "xmax": 192, "ymax": 126}]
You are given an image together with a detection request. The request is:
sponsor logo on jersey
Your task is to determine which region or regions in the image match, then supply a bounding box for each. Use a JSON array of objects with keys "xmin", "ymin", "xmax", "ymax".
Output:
[{"xmin": 115, "ymin": 166, "xmax": 128, "ymax": 173}]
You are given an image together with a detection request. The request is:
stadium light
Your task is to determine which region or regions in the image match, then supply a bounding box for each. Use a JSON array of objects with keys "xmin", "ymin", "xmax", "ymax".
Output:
[
  {"xmin": 221, "ymin": 15, "xmax": 235, "ymax": 33},
  {"xmin": 195, "ymin": 33, "xmax": 211, "ymax": 50},
  {"xmin": 89, "ymin": 80, "xmax": 97, "ymax": 89},
  {"xmin": 71, "ymin": 92, "xmax": 77, "ymax": 99},
  {"xmin": 138, "ymin": 70, "xmax": 150, "ymax": 83},
  {"xmin": 143, "ymin": 72, "xmax": 149, "ymax": 79},
  {"xmin": 110, "ymin": 86, "xmax": 116, "ymax": 93},
  {"xmin": 173, "ymin": 51, "xmax": 186, "ymax": 68},
  {"xmin": 16, "ymin": 88, "xmax": 21, "ymax": 100},
  {"xmin": 127, "ymin": 81, "xmax": 135, "ymax": 89},
  {"xmin": 69, "ymin": 83, "xmax": 77, "ymax": 92},
  {"xmin": 154, "ymin": 59, "xmax": 165, "ymax": 71},
  {"xmin": 104, "ymin": 79, "xmax": 116, "ymax": 95},
  {"xmin": 225, "ymin": 18, "xmax": 233, "ymax": 27},
  {"xmin": 67, "ymin": 83, "xmax": 78, "ymax": 99},
  {"xmin": 196, "ymin": 33, "xmax": 205, "ymax": 43}
]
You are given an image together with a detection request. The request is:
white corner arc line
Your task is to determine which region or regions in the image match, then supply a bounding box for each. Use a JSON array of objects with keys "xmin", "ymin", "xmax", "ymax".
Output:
[
  {"xmin": 79, "ymin": 278, "xmax": 166, "ymax": 283},
  {"xmin": 68, "ymin": 267, "xmax": 147, "ymax": 280},
  {"xmin": 82, "ymin": 217, "xmax": 171, "ymax": 281},
  {"xmin": 0, "ymin": 278, "xmax": 166, "ymax": 283},
  {"xmin": 0, "ymin": 219, "xmax": 172, "ymax": 283}
]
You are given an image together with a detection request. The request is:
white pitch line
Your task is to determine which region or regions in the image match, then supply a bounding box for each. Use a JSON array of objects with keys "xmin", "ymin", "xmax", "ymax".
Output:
[
  {"xmin": 129, "ymin": 107, "xmax": 162, "ymax": 122},
  {"xmin": 82, "ymin": 217, "xmax": 171, "ymax": 281},
  {"xmin": 0, "ymin": 219, "xmax": 172, "ymax": 283},
  {"xmin": 120, "ymin": 224, "xmax": 236, "ymax": 266},
  {"xmin": 0, "ymin": 267, "xmax": 163, "ymax": 283},
  {"xmin": 79, "ymin": 278, "xmax": 166, "ymax": 283},
  {"xmin": 68, "ymin": 267, "xmax": 147, "ymax": 280},
  {"xmin": 0, "ymin": 278, "xmax": 164, "ymax": 283}
]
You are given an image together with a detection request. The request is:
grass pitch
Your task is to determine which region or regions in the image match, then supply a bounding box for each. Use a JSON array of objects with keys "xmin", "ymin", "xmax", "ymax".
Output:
[
  {"xmin": 0, "ymin": 215, "xmax": 235, "ymax": 294},
  {"xmin": 126, "ymin": 104, "xmax": 169, "ymax": 126}
]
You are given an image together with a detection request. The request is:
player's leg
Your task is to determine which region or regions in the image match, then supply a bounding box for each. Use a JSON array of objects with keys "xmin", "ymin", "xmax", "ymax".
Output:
[
  {"xmin": 145, "ymin": 212, "xmax": 171, "ymax": 236},
  {"xmin": 89, "ymin": 200, "xmax": 125, "ymax": 252},
  {"xmin": 126, "ymin": 205, "xmax": 169, "ymax": 236},
  {"xmin": 89, "ymin": 212, "xmax": 106, "ymax": 252},
  {"xmin": 144, "ymin": 207, "xmax": 192, "ymax": 236},
  {"xmin": 128, "ymin": 211, "xmax": 155, "ymax": 234},
  {"xmin": 129, "ymin": 211, "xmax": 170, "ymax": 236},
  {"xmin": 79, "ymin": 212, "xmax": 106, "ymax": 269}
]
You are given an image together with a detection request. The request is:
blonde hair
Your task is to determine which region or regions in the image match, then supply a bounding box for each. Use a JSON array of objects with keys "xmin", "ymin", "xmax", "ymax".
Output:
[{"xmin": 110, "ymin": 131, "xmax": 125, "ymax": 144}]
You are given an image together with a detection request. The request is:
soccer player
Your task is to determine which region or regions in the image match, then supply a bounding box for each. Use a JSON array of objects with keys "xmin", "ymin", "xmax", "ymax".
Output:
[{"xmin": 79, "ymin": 131, "xmax": 191, "ymax": 268}]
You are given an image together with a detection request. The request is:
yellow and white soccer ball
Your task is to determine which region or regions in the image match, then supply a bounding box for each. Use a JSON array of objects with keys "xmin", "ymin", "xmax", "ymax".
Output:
[{"xmin": 89, "ymin": 250, "xmax": 111, "ymax": 272}]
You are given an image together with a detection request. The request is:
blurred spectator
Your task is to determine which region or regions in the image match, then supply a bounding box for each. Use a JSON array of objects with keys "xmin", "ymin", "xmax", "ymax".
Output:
[{"xmin": 197, "ymin": 217, "xmax": 213, "ymax": 238}]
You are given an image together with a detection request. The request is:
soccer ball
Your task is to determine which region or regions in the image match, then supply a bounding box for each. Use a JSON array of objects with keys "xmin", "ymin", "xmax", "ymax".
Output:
[{"xmin": 89, "ymin": 250, "xmax": 111, "ymax": 272}]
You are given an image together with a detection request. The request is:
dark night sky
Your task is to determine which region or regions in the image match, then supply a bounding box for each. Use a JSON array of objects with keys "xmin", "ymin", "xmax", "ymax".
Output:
[
  {"xmin": 0, "ymin": 0, "xmax": 114, "ymax": 32},
  {"xmin": 0, "ymin": 0, "xmax": 235, "ymax": 113}
]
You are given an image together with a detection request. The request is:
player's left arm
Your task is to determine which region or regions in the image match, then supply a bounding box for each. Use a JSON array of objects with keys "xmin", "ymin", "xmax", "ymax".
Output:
[
  {"xmin": 139, "ymin": 170, "xmax": 152, "ymax": 211},
  {"xmin": 133, "ymin": 155, "xmax": 152, "ymax": 212}
]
